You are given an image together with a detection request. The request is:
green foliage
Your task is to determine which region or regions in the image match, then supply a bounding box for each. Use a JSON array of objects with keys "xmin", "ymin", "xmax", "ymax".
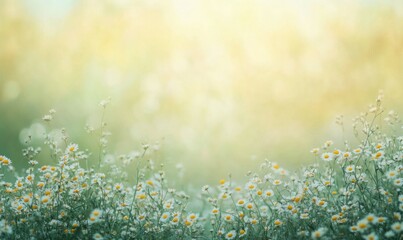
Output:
[{"xmin": 0, "ymin": 96, "xmax": 402, "ymax": 239}]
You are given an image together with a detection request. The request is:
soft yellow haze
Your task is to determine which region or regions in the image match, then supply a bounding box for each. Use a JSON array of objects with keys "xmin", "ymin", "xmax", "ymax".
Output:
[{"xmin": 1, "ymin": 0, "xmax": 403, "ymax": 185}]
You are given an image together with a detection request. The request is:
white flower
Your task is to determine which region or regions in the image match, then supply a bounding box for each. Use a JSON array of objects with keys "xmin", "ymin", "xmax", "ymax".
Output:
[
  {"xmin": 114, "ymin": 183, "xmax": 124, "ymax": 191},
  {"xmin": 93, "ymin": 233, "xmax": 104, "ymax": 240},
  {"xmin": 160, "ymin": 212, "xmax": 170, "ymax": 222},
  {"xmin": 223, "ymin": 214, "xmax": 233, "ymax": 222},
  {"xmin": 163, "ymin": 200, "xmax": 174, "ymax": 209},
  {"xmin": 342, "ymin": 152, "xmax": 351, "ymax": 159},
  {"xmin": 391, "ymin": 222, "xmax": 403, "ymax": 233},
  {"xmin": 365, "ymin": 214, "xmax": 377, "ymax": 224},
  {"xmin": 357, "ymin": 219, "xmax": 369, "ymax": 232},
  {"xmin": 394, "ymin": 178, "xmax": 403, "ymax": 187},
  {"xmin": 41, "ymin": 196, "xmax": 50, "ymax": 205},
  {"xmin": 0, "ymin": 156, "xmax": 11, "ymax": 166},
  {"xmin": 345, "ymin": 165, "xmax": 355, "ymax": 173},
  {"xmin": 245, "ymin": 182, "xmax": 256, "ymax": 191},
  {"xmin": 187, "ymin": 213, "xmax": 198, "ymax": 222},
  {"xmin": 311, "ymin": 227, "xmax": 327, "ymax": 239},
  {"xmin": 386, "ymin": 170, "xmax": 398, "ymax": 179},
  {"xmin": 265, "ymin": 190, "xmax": 274, "ymax": 197},
  {"xmin": 211, "ymin": 208, "xmax": 219, "ymax": 215},
  {"xmin": 236, "ymin": 199, "xmax": 246, "ymax": 207},
  {"xmin": 321, "ymin": 153, "xmax": 333, "ymax": 161},
  {"xmin": 137, "ymin": 213, "xmax": 146, "ymax": 222},
  {"xmin": 385, "ymin": 230, "xmax": 395, "ymax": 238},
  {"xmin": 363, "ymin": 232, "xmax": 378, "ymax": 240},
  {"xmin": 66, "ymin": 143, "xmax": 78, "ymax": 153},
  {"xmin": 90, "ymin": 209, "xmax": 103, "ymax": 219},
  {"xmin": 239, "ymin": 228, "xmax": 247, "ymax": 237},
  {"xmin": 311, "ymin": 228, "xmax": 327, "ymax": 239},
  {"xmin": 225, "ymin": 230, "xmax": 236, "ymax": 240}
]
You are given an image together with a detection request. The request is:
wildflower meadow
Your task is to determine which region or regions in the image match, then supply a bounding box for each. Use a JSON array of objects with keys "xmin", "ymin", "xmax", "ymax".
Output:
[
  {"xmin": 2, "ymin": 1, "xmax": 403, "ymax": 239},
  {"xmin": 0, "ymin": 94, "xmax": 402, "ymax": 240}
]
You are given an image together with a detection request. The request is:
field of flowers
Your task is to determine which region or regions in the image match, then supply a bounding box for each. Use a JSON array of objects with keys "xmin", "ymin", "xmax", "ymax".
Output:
[{"xmin": 1, "ymin": 95, "xmax": 402, "ymax": 240}]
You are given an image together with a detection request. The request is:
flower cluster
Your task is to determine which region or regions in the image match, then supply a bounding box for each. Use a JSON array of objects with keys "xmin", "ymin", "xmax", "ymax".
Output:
[
  {"xmin": 0, "ymin": 142, "xmax": 203, "ymax": 239},
  {"xmin": 1, "ymin": 96, "xmax": 402, "ymax": 239},
  {"xmin": 199, "ymin": 98, "xmax": 403, "ymax": 239}
]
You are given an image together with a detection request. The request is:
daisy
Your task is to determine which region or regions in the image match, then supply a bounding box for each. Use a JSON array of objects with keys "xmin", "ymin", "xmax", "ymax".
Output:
[
  {"xmin": 317, "ymin": 200, "xmax": 328, "ymax": 208},
  {"xmin": 211, "ymin": 208, "xmax": 219, "ymax": 215},
  {"xmin": 363, "ymin": 232, "xmax": 378, "ymax": 240},
  {"xmin": 245, "ymin": 203, "xmax": 254, "ymax": 210},
  {"xmin": 393, "ymin": 178, "xmax": 403, "ymax": 187},
  {"xmin": 373, "ymin": 151, "xmax": 384, "ymax": 160},
  {"xmin": 239, "ymin": 228, "xmax": 247, "ymax": 237},
  {"xmin": 187, "ymin": 213, "xmax": 198, "ymax": 222},
  {"xmin": 311, "ymin": 227, "xmax": 327, "ymax": 239},
  {"xmin": 245, "ymin": 182, "xmax": 256, "ymax": 191},
  {"xmin": 386, "ymin": 170, "xmax": 397, "ymax": 179},
  {"xmin": 66, "ymin": 143, "xmax": 78, "ymax": 153},
  {"xmin": 274, "ymin": 219, "xmax": 282, "ymax": 226},
  {"xmin": 375, "ymin": 143, "xmax": 384, "ymax": 150},
  {"xmin": 22, "ymin": 195, "xmax": 32, "ymax": 204},
  {"xmin": 349, "ymin": 226, "xmax": 358, "ymax": 232},
  {"xmin": 342, "ymin": 152, "xmax": 351, "ymax": 159},
  {"xmin": 236, "ymin": 199, "xmax": 246, "ymax": 207},
  {"xmin": 377, "ymin": 217, "xmax": 386, "ymax": 224},
  {"xmin": 333, "ymin": 149, "xmax": 341, "ymax": 157},
  {"xmin": 114, "ymin": 183, "xmax": 124, "ymax": 191},
  {"xmin": 137, "ymin": 213, "xmax": 146, "ymax": 222},
  {"xmin": 171, "ymin": 216, "xmax": 179, "ymax": 225},
  {"xmin": 391, "ymin": 222, "xmax": 402, "ymax": 233},
  {"xmin": 219, "ymin": 192, "xmax": 229, "ymax": 200},
  {"xmin": 90, "ymin": 209, "xmax": 103, "ymax": 219},
  {"xmin": 321, "ymin": 153, "xmax": 333, "ymax": 161},
  {"xmin": 265, "ymin": 190, "xmax": 274, "ymax": 197},
  {"xmin": 365, "ymin": 214, "xmax": 377, "ymax": 224},
  {"xmin": 93, "ymin": 233, "xmax": 103, "ymax": 240},
  {"xmin": 311, "ymin": 148, "xmax": 320, "ymax": 155},
  {"xmin": 163, "ymin": 200, "xmax": 174, "ymax": 209},
  {"xmin": 160, "ymin": 212, "xmax": 170, "ymax": 222},
  {"xmin": 223, "ymin": 214, "xmax": 233, "ymax": 222},
  {"xmin": 345, "ymin": 165, "xmax": 355, "ymax": 173},
  {"xmin": 41, "ymin": 196, "xmax": 50, "ymax": 205},
  {"xmin": 0, "ymin": 156, "xmax": 11, "ymax": 166},
  {"xmin": 353, "ymin": 148, "xmax": 362, "ymax": 154},
  {"xmin": 250, "ymin": 218, "xmax": 258, "ymax": 224},
  {"xmin": 357, "ymin": 219, "xmax": 369, "ymax": 232},
  {"xmin": 225, "ymin": 230, "xmax": 236, "ymax": 240},
  {"xmin": 184, "ymin": 220, "xmax": 193, "ymax": 227},
  {"xmin": 146, "ymin": 180, "xmax": 155, "ymax": 187},
  {"xmin": 271, "ymin": 163, "xmax": 281, "ymax": 171}
]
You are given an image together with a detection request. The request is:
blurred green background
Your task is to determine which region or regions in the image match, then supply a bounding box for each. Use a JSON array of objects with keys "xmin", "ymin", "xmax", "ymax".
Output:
[{"xmin": 1, "ymin": 0, "xmax": 403, "ymax": 185}]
